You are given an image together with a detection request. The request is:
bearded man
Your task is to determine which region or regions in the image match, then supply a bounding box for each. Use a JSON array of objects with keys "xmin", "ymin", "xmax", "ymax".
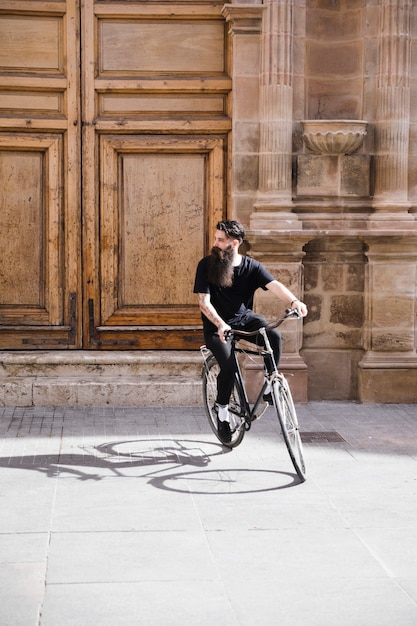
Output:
[{"xmin": 193, "ymin": 219, "xmax": 308, "ymax": 444}]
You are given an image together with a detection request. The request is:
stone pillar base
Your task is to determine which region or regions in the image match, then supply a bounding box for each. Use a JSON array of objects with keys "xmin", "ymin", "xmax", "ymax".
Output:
[
  {"xmin": 250, "ymin": 210, "xmax": 300, "ymax": 230},
  {"xmin": 241, "ymin": 353, "xmax": 308, "ymax": 404},
  {"xmin": 368, "ymin": 210, "xmax": 416, "ymax": 230},
  {"xmin": 358, "ymin": 352, "xmax": 417, "ymax": 403}
]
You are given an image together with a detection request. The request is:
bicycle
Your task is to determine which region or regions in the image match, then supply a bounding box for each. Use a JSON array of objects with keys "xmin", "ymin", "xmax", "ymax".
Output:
[{"xmin": 200, "ymin": 309, "xmax": 307, "ymax": 482}]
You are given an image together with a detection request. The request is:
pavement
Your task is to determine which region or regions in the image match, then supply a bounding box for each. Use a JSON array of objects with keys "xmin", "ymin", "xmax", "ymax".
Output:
[{"xmin": 0, "ymin": 401, "xmax": 416, "ymax": 626}]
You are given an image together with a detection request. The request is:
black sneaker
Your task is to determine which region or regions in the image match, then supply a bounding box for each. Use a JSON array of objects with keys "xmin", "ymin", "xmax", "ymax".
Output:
[
  {"xmin": 263, "ymin": 392, "xmax": 273, "ymax": 404},
  {"xmin": 217, "ymin": 417, "xmax": 232, "ymax": 444}
]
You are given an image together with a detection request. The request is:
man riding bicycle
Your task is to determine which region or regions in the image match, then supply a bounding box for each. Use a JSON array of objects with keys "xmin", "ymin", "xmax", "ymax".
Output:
[{"xmin": 193, "ymin": 219, "xmax": 308, "ymax": 444}]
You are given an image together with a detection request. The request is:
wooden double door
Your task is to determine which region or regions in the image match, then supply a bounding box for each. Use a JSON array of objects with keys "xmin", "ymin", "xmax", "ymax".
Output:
[{"xmin": 0, "ymin": 0, "xmax": 230, "ymax": 349}]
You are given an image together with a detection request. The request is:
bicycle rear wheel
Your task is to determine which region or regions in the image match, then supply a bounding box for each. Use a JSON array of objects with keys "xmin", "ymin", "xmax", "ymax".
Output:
[
  {"xmin": 202, "ymin": 354, "xmax": 245, "ymax": 448},
  {"xmin": 271, "ymin": 376, "xmax": 306, "ymax": 482}
]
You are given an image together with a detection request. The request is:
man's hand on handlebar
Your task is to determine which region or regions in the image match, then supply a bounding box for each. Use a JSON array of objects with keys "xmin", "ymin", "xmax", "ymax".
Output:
[
  {"xmin": 286, "ymin": 308, "xmax": 303, "ymax": 319},
  {"xmin": 289, "ymin": 300, "xmax": 308, "ymax": 317},
  {"xmin": 217, "ymin": 322, "xmax": 231, "ymax": 344}
]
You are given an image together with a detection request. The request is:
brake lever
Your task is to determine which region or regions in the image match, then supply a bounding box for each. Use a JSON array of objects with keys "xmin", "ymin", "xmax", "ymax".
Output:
[{"xmin": 285, "ymin": 308, "xmax": 302, "ymax": 319}]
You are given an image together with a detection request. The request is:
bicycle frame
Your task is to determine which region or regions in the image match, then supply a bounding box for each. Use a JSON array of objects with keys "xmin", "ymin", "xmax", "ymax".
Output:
[
  {"xmin": 201, "ymin": 326, "xmax": 279, "ymax": 432},
  {"xmin": 237, "ymin": 327, "xmax": 282, "ymax": 423},
  {"xmin": 200, "ymin": 309, "xmax": 307, "ymax": 480}
]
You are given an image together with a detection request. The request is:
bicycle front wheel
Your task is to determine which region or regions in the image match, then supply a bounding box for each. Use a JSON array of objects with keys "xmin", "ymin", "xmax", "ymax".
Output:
[
  {"xmin": 202, "ymin": 354, "xmax": 245, "ymax": 448},
  {"xmin": 272, "ymin": 376, "xmax": 306, "ymax": 482}
]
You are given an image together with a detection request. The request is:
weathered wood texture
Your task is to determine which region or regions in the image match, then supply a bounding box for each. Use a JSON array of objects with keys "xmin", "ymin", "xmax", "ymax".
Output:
[{"xmin": 0, "ymin": 1, "xmax": 230, "ymax": 349}]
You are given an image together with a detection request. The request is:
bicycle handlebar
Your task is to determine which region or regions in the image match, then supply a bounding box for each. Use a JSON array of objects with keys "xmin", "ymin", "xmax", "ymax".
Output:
[{"xmin": 225, "ymin": 308, "xmax": 302, "ymax": 339}]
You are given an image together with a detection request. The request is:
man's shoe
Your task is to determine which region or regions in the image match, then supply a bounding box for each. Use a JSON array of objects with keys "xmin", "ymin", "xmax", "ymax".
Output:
[
  {"xmin": 263, "ymin": 392, "xmax": 273, "ymax": 404},
  {"xmin": 217, "ymin": 417, "xmax": 232, "ymax": 444}
]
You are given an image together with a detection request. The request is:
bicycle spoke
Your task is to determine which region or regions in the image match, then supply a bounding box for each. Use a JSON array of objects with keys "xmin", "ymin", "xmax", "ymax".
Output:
[
  {"xmin": 202, "ymin": 355, "xmax": 245, "ymax": 448},
  {"xmin": 272, "ymin": 379, "xmax": 306, "ymax": 482}
]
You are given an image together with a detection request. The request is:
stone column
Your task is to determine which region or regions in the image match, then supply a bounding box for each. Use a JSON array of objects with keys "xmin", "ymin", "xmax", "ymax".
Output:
[
  {"xmin": 372, "ymin": 0, "xmax": 412, "ymax": 221},
  {"xmin": 250, "ymin": 0, "xmax": 299, "ymax": 229},
  {"xmin": 222, "ymin": 4, "xmax": 264, "ymax": 226},
  {"xmin": 358, "ymin": 234, "xmax": 417, "ymax": 403},
  {"xmin": 246, "ymin": 232, "xmax": 310, "ymax": 402}
]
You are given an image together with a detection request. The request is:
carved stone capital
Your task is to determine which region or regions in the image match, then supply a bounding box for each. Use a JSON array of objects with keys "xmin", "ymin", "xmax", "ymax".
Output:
[{"xmin": 222, "ymin": 4, "xmax": 265, "ymax": 35}]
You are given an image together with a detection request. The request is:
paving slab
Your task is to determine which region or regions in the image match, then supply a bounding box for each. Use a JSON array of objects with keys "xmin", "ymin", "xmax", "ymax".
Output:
[{"xmin": 0, "ymin": 402, "xmax": 416, "ymax": 626}]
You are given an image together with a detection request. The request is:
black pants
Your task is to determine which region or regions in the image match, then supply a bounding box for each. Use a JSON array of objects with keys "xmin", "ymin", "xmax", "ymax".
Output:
[{"xmin": 205, "ymin": 313, "xmax": 282, "ymax": 406}]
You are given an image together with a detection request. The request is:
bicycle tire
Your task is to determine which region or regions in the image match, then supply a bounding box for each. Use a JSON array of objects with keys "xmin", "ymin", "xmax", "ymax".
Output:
[
  {"xmin": 202, "ymin": 354, "xmax": 245, "ymax": 448},
  {"xmin": 271, "ymin": 377, "xmax": 306, "ymax": 482}
]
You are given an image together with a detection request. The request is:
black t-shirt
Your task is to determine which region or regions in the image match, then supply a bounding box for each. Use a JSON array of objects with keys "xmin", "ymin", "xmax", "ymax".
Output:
[{"xmin": 193, "ymin": 255, "xmax": 275, "ymax": 333}]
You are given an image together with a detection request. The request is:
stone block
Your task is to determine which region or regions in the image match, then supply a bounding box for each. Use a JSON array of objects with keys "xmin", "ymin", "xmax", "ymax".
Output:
[
  {"xmin": 297, "ymin": 155, "xmax": 339, "ymax": 195},
  {"xmin": 359, "ymin": 368, "xmax": 417, "ymax": 403},
  {"xmin": 371, "ymin": 331, "xmax": 414, "ymax": 352},
  {"xmin": 233, "ymin": 154, "xmax": 259, "ymax": 191},
  {"xmin": 341, "ymin": 155, "xmax": 370, "ymax": 196},
  {"xmin": 304, "ymin": 319, "xmax": 363, "ymax": 349},
  {"xmin": 32, "ymin": 377, "xmax": 202, "ymax": 407},
  {"xmin": 233, "ymin": 36, "xmax": 260, "ymax": 75},
  {"xmin": 301, "ymin": 348, "xmax": 359, "ymax": 401},
  {"xmin": 330, "ymin": 295, "xmax": 364, "ymax": 327},
  {"xmin": 371, "ymin": 296, "xmax": 414, "ymax": 328},
  {"xmin": 372, "ymin": 265, "xmax": 415, "ymax": 293},
  {"xmin": 0, "ymin": 379, "xmax": 33, "ymax": 407},
  {"xmin": 303, "ymin": 294, "xmax": 322, "ymax": 323},
  {"xmin": 233, "ymin": 195, "xmax": 258, "ymax": 229},
  {"xmin": 346, "ymin": 264, "xmax": 365, "ymax": 291},
  {"xmin": 232, "ymin": 76, "xmax": 259, "ymax": 121},
  {"xmin": 334, "ymin": 329, "xmax": 363, "ymax": 350},
  {"xmin": 0, "ymin": 351, "xmax": 203, "ymax": 407},
  {"xmin": 233, "ymin": 121, "xmax": 260, "ymax": 153},
  {"xmin": 304, "ymin": 264, "xmax": 319, "ymax": 291},
  {"xmin": 297, "ymin": 154, "xmax": 370, "ymax": 198},
  {"xmin": 270, "ymin": 266, "xmax": 296, "ymax": 287},
  {"xmin": 307, "ymin": 88, "xmax": 362, "ymax": 120},
  {"xmin": 306, "ymin": 41, "xmax": 361, "ymax": 76},
  {"xmin": 322, "ymin": 264, "xmax": 344, "ymax": 291},
  {"xmin": 307, "ymin": 9, "xmax": 362, "ymax": 40}
]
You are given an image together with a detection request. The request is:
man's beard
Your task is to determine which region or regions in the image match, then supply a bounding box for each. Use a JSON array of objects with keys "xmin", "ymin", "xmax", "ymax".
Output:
[{"xmin": 208, "ymin": 245, "xmax": 235, "ymax": 287}]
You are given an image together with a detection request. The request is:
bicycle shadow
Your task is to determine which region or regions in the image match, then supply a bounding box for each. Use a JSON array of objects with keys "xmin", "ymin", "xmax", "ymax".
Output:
[{"xmin": 0, "ymin": 437, "xmax": 302, "ymax": 492}]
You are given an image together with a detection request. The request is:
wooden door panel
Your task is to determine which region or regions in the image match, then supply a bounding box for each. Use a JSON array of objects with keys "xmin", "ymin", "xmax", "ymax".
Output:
[
  {"xmin": 120, "ymin": 153, "xmax": 204, "ymax": 310},
  {"xmin": 0, "ymin": 148, "xmax": 44, "ymax": 310},
  {"xmin": 0, "ymin": 0, "xmax": 230, "ymax": 350},
  {"xmin": 99, "ymin": 135, "xmax": 224, "ymax": 327},
  {"xmin": 0, "ymin": 14, "xmax": 62, "ymax": 72},
  {"xmin": 88, "ymin": 134, "xmax": 225, "ymax": 348},
  {"xmin": 84, "ymin": 1, "xmax": 231, "ymax": 349},
  {"xmin": 0, "ymin": 1, "xmax": 80, "ymax": 349},
  {"xmin": 0, "ymin": 135, "xmax": 62, "ymax": 322},
  {"xmin": 99, "ymin": 20, "xmax": 225, "ymax": 75}
]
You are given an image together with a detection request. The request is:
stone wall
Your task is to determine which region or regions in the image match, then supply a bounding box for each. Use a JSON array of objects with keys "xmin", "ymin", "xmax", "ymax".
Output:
[
  {"xmin": 304, "ymin": 0, "xmax": 365, "ymax": 121},
  {"xmin": 301, "ymin": 236, "xmax": 366, "ymax": 400},
  {"xmin": 227, "ymin": 0, "xmax": 417, "ymax": 402}
]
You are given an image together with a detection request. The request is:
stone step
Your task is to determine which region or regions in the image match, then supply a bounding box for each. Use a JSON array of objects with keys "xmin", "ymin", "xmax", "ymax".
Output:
[
  {"xmin": 0, "ymin": 350, "xmax": 203, "ymax": 378},
  {"xmin": 0, "ymin": 350, "xmax": 307, "ymax": 407},
  {"xmin": 0, "ymin": 351, "xmax": 204, "ymax": 407}
]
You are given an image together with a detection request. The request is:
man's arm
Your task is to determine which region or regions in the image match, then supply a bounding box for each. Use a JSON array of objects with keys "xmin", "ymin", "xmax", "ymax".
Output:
[
  {"xmin": 265, "ymin": 280, "xmax": 308, "ymax": 317},
  {"xmin": 197, "ymin": 293, "xmax": 231, "ymax": 343}
]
